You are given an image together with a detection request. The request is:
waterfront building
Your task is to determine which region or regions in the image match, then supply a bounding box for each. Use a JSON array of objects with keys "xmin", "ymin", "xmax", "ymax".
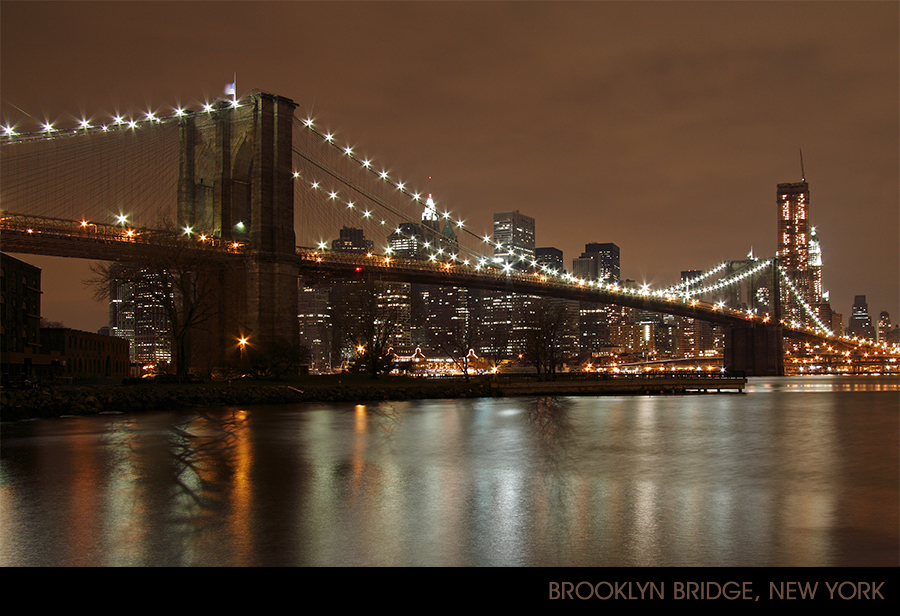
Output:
[
  {"xmin": 1, "ymin": 253, "xmax": 45, "ymax": 383},
  {"xmin": 40, "ymin": 327, "xmax": 130, "ymax": 380}
]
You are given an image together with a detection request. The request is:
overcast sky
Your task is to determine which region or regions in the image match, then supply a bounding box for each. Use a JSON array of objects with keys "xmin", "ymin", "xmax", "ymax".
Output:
[{"xmin": 2, "ymin": 1, "xmax": 897, "ymax": 332}]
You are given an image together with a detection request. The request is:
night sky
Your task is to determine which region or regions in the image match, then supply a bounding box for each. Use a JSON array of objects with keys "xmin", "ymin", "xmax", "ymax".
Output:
[{"xmin": 2, "ymin": 1, "xmax": 897, "ymax": 333}]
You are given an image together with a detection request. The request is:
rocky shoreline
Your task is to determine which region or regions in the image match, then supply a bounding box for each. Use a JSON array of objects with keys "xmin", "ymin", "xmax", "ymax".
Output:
[{"xmin": 0, "ymin": 379, "xmax": 499, "ymax": 422}]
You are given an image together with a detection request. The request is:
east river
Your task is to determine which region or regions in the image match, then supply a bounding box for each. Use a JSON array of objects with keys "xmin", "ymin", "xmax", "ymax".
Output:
[{"xmin": 1, "ymin": 375, "xmax": 897, "ymax": 567}]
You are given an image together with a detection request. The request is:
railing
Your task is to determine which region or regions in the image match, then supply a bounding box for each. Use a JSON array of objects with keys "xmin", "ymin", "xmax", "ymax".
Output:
[{"xmin": 0, "ymin": 212, "xmax": 245, "ymax": 254}]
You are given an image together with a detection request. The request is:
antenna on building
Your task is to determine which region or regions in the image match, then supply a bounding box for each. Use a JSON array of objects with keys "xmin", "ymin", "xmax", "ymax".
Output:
[{"xmin": 799, "ymin": 149, "xmax": 806, "ymax": 181}]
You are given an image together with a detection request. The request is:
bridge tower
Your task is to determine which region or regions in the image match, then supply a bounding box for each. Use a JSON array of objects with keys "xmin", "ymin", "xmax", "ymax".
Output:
[
  {"xmin": 177, "ymin": 92, "xmax": 299, "ymax": 367},
  {"xmin": 723, "ymin": 259, "xmax": 785, "ymax": 376}
]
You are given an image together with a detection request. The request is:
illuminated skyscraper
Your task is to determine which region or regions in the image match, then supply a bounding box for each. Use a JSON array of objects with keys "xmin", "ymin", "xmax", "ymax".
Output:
[
  {"xmin": 109, "ymin": 264, "xmax": 171, "ymax": 367},
  {"xmin": 776, "ymin": 176, "xmax": 811, "ymax": 325},
  {"xmin": 493, "ymin": 211, "xmax": 535, "ymax": 268}
]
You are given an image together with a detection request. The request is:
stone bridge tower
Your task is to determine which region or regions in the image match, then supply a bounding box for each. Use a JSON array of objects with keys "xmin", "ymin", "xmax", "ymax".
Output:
[{"xmin": 177, "ymin": 92, "xmax": 299, "ymax": 369}]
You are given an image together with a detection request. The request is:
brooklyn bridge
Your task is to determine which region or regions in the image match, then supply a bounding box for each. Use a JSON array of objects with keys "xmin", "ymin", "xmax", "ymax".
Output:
[{"xmin": 0, "ymin": 91, "xmax": 883, "ymax": 376}]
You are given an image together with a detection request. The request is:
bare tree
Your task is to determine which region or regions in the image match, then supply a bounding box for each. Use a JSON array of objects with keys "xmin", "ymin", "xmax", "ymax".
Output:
[
  {"xmin": 330, "ymin": 277, "xmax": 404, "ymax": 378},
  {"xmin": 86, "ymin": 232, "xmax": 222, "ymax": 378},
  {"xmin": 523, "ymin": 298, "xmax": 575, "ymax": 378},
  {"xmin": 435, "ymin": 314, "xmax": 480, "ymax": 381}
]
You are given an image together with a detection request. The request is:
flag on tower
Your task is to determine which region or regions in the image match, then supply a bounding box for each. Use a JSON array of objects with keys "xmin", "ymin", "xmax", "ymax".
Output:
[{"xmin": 225, "ymin": 82, "xmax": 236, "ymax": 96}]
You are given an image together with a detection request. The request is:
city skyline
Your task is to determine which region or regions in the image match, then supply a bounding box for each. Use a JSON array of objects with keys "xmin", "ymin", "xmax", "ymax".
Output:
[{"xmin": 2, "ymin": 1, "xmax": 897, "ymax": 331}]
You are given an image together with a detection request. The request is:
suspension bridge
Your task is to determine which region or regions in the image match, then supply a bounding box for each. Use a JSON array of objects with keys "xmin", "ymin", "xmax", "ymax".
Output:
[{"xmin": 0, "ymin": 91, "xmax": 879, "ymax": 375}]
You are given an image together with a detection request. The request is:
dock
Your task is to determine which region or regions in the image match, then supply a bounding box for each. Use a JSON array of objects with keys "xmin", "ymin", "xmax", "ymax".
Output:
[{"xmin": 491, "ymin": 373, "xmax": 747, "ymax": 396}]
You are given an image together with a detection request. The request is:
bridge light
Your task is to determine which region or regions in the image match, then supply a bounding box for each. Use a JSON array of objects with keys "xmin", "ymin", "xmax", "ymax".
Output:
[
  {"xmin": 231, "ymin": 242, "xmax": 240, "ymax": 249},
  {"xmin": 26, "ymin": 228, "xmax": 33, "ymax": 234},
  {"xmin": 229, "ymin": 99, "xmax": 240, "ymax": 109},
  {"xmin": 396, "ymin": 181, "xmax": 405, "ymax": 190},
  {"xmin": 203, "ymin": 102, "xmax": 214, "ymax": 113},
  {"xmin": 80, "ymin": 220, "xmax": 89, "ymax": 228},
  {"xmin": 324, "ymin": 132, "xmax": 334, "ymax": 142},
  {"xmin": 174, "ymin": 107, "xmax": 186, "ymax": 117},
  {"xmin": 361, "ymin": 158, "xmax": 371, "ymax": 168},
  {"xmin": 293, "ymin": 171, "xmax": 300, "ymax": 178},
  {"xmin": 318, "ymin": 241, "xmax": 327, "ymax": 250},
  {"xmin": 78, "ymin": 118, "xmax": 92, "ymax": 130},
  {"xmin": 183, "ymin": 226, "xmax": 192, "ymax": 235},
  {"xmin": 115, "ymin": 214, "xmax": 128, "ymax": 225},
  {"xmin": 199, "ymin": 234, "xmax": 207, "ymax": 241},
  {"xmin": 310, "ymin": 181, "xmax": 319, "ymax": 190},
  {"xmin": 303, "ymin": 118, "xmax": 314, "ymax": 127},
  {"xmin": 42, "ymin": 121, "xmax": 55, "ymax": 133},
  {"xmin": 344, "ymin": 146, "xmax": 353, "ymax": 155},
  {"xmin": 362, "ymin": 210, "xmax": 371, "ymax": 218}
]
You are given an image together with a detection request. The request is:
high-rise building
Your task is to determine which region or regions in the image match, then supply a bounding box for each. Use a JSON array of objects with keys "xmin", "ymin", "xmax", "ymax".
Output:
[
  {"xmin": 776, "ymin": 178, "xmax": 811, "ymax": 324},
  {"xmin": 473, "ymin": 211, "xmax": 537, "ymax": 359},
  {"xmin": 535, "ymin": 247, "xmax": 564, "ymax": 273},
  {"xmin": 573, "ymin": 243, "xmax": 620, "ymax": 282},
  {"xmin": 848, "ymin": 295, "xmax": 874, "ymax": 340},
  {"xmin": 574, "ymin": 243, "xmax": 622, "ymax": 357},
  {"xmin": 332, "ymin": 227, "xmax": 373, "ymax": 253},
  {"xmin": 298, "ymin": 284, "xmax": 332, "ymax": 372},
  {"xmin": 493, "ymin": 211, "xmax": 535, "ymax": 269},
  {"xmin": 877, "ymin": 311, "xmax": 891, "ymax": 343},
  {"xmin": 109, "ymin": 263, "xmax": 171, "ymax": 367}
]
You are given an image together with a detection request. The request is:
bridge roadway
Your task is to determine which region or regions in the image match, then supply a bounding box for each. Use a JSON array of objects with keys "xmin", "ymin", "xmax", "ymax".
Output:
[{"xmin": 0, "ymin": 214, "xmax": 855, "ymax": 350}]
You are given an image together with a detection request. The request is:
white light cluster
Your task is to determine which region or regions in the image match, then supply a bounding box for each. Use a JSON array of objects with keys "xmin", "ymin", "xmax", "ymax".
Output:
[
  {"xmin": 657, "ymin": 261, "xmax": 730, "ymax": 295},
  {"xmin": 777, "ymin": 266, "xmax": 834, "ymax": 337},
  {"xmin": 3, "ymin": 96, "xmax": 243, "ymax": 141},
  {"xmin": 656, "ymin": 258, "xmax": 774, "ymax": 300}
]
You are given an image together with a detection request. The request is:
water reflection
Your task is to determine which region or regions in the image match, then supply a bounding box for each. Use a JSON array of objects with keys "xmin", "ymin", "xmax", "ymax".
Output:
[{"xmin": 1, "ymin": 377, "xmax": 897, "ymax": 566}]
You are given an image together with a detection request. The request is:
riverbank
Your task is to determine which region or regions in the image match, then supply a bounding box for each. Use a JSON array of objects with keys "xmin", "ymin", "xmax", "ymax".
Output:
[
  {"xmin": 0, "ymin": 375, "xmax": 498, "ymax": 421},
  {"xmin": 1, "ymin": 373, "xmax": 754, "ymax": 421}
]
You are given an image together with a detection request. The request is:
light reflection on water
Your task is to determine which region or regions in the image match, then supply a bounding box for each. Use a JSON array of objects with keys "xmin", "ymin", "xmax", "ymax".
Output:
[{"xmin": 1, "ymin": 376, "xmax": 897, "ymax": 566}]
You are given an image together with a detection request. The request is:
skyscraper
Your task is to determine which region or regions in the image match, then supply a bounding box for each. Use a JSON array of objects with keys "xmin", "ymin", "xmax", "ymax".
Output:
[
  {"xmin": 574, "ymin": 243, "xmax": 622, "ymax": 357},
  {"xmin": 848, "ymin": 295, "xmax": 874, "ymax": 340},
  {"xmin": 493, "ymin": 211, "xmax": 535, "ymax": 269},
  {"xmin": 109, "ymin": 263, "xmax": 171, "ymax": 367},
  {"xmin": 573, "ymin": 243, "xmax": 620, "ymax": 282},
  {"xmin": 535, "ymin": 247, "xmax": 564, "ymax": 273},
  {"xmin": 776, "ymin": 178, "xmax": 811, "ymax": 324},
  {"xmin": 474, "ymin": 211, "xmax": 537, "ymax": 359}
]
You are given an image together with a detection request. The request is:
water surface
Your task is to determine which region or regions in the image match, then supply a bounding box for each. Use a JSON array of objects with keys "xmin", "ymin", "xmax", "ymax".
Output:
[{"xmin": 2, "ymin": 375, "xmax": 897, "ymax": 566}]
